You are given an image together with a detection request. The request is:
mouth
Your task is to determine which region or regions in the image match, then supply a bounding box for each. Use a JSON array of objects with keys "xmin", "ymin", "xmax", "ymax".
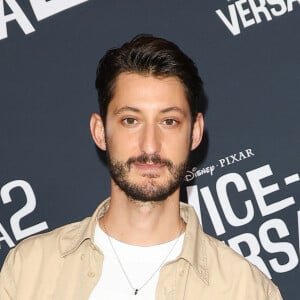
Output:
[
  {"xmin": 134, "ymin": 162, "xmax": 165, "ymax": 172},
  {"xmin": 126, "ymin": 153, "xmax": 173, "ymax": 175}
]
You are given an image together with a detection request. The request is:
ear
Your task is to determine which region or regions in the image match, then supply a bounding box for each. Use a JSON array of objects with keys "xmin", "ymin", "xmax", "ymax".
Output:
[
  {"xmin": 191, "ymin": 113, "xmax": 204, "ymax": 151},
  {"xmin": 90, "ymin": 113, "xmax": 106, "ymax": 151}
]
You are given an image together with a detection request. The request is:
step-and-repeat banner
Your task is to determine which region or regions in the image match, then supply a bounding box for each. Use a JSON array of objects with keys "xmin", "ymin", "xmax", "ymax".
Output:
[{"xmin": 0, "ymin": 1, "xmax": 299, "ymax": 298}]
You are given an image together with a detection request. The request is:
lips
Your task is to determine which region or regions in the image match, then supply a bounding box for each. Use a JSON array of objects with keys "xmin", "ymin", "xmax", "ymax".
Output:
[
  {"xmin": 134, "ymin": 162, "xmax": 165, "ymax": 171},
  {"xmin": 125, "ymin": 154, "xmax": 174, "ymax": 179}
]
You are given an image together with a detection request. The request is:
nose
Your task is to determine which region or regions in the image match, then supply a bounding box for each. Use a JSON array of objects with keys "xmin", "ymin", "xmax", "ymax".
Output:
[{"xmin": 139, "ymin": 124, "xmax": 161, "ymax": 154}]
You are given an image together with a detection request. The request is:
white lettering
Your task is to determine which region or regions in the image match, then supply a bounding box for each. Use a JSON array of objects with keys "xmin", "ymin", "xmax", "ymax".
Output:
[
  {"xmin": 235, "ymin": 0, "xmax": 256, "ymax": 27},
  {"xmin": 259, "ymin": 219, "xmax": 299, "ymax": 272},
  {"xmin": 1, "ymin": 180, "xmax": 48, "ymax": 240},
  {"xmin": 287, "ymin": 0, "xmax": 300, "ymax": 11},
  {"xmin": 298, "ymin": 210, "xmax": 300, "ymax": 254},
  {"xmin": 268, "ymin": 0, "xmax": 288, "ymax": 16},
  {"xmin": 199, "ymin": 186, "xmax": 226, "ymax": 235},
  {"xmin": 249, "ymin": 0, "xmax": 273, "ymax": 23},
  {"xmin": 245, "ymin": 148, "xmax": 255, "ymax": 157},
  {"xmin": 216, "ymin": 0, "xmax": 300, "ymax": 35},
  {"xmin": 216, "ymin": 5, "xmax": 241, "ymax": 36},
  {"xmin": 219, "ymin": 149, "xmax": 255, "ymax": 168},
  {"xmin": 216, "ymin": 173, "xmax": 254, "ymax": 227},
  {"xmin": 30, "ymin": 0, "xmax": 89, "ymax": 21},
  {"xmin": 0, "ymin": 223, "xmax": 15, "ymax": 248},
  {"xmin": 0, "ymin": 0, "xmax": 35, "ymax": 40},
  {"xmin": 247, "ymin": 165, "xmax": 295, "ymax": 216}
]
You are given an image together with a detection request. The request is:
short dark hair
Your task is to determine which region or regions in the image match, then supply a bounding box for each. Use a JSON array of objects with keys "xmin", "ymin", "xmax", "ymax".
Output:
[{"xmin": 95, "ymin": 34, "xmax": 204, "ymax": 123}]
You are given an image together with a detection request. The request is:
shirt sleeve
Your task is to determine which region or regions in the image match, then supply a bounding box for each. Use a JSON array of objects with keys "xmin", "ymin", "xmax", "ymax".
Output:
[
  {"xmin": 268, "ymin": 283, "xmax": 283, "ymax": 300},
  {"xmin": 0, "ymin": 250, "xmax": 16, "ymax": 300}
]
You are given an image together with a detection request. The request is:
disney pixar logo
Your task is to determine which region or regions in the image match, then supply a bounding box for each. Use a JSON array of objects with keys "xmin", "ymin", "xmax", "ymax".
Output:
[{"xmin": 184, "ymin": 148, "xmax": 255, "ymax": 182}]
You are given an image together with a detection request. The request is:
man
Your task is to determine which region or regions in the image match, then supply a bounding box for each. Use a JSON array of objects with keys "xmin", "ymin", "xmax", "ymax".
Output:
[{"xmin": 0, "ymin": 35, "xmax": 282, "ymax": 299}]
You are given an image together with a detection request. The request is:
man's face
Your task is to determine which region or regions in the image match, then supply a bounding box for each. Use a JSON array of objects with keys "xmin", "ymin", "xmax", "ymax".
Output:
[{"xmin": 99, "ymin": 73, "xmax": 202, "ymax": 202}]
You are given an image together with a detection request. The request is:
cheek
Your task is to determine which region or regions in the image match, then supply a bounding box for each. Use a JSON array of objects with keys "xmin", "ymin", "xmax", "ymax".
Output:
[
  {"xmin": 105, "ymin": 132, "xmax": 138, "ymax": 160},
  {"xmin": 163, "ymin": 133, "xmax": 191, "ymax": 160}
]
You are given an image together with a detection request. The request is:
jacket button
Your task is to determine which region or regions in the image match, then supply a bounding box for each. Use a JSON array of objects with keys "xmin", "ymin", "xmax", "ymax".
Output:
[{"xmin": 88, "ymin": 271, "xmax": 95, "ymax": 278}]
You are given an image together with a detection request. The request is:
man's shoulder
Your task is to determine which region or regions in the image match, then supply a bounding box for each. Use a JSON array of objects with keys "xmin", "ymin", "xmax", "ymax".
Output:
[
  {"xmin": 6, "ymin": 216, "xmax": 92, "ymax": 260},
  {"xmin": 182, "ymin": 203, "xmax": 269, "ymax": 280},
  {"xmin": 2, "ymin": 199, "xmax": 108, "ymax": 271},
  {"xmin": 201, "ymin": 231, "xmax": 280, "ymax": 296},
  {"xmin": 203, "ymin": 232, "xmax": 260, "ymax": 274}
]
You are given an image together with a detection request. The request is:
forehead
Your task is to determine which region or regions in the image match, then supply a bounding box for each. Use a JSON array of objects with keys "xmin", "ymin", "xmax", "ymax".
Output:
[{"xmin": 108, "ymin": 72, "xmax": 190, "ymax": 113}]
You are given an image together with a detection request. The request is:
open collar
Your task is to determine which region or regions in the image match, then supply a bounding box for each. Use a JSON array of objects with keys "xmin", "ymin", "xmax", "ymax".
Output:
[
  {"xmin": 59, "ymin": 198, "xmax": 209, "ymax": 285},
  {"xmin": 60, "ymin": 198, "xmax": 110, "ymax": 257}
]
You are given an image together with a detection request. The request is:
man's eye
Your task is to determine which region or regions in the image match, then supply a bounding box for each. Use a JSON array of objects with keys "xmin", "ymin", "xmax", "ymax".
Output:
[
  {"xmin": 163, "ymin": 119, "xmax": 178, "ymax": 126},
  {"xmin": 122, "ymin": 118, "xmax": 137, "ymax": 125}
]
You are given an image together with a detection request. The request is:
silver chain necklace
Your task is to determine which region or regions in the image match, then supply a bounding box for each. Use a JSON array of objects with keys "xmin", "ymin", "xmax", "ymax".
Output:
[{"xmin": 102, "ymin": 220, "xmax": 184, "ymax": 296}]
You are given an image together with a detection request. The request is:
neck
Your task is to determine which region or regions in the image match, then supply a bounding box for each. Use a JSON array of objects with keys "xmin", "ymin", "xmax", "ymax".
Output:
[{"xmin": 100, "ymin": 185, "xmax": 185, "ymax": 246}]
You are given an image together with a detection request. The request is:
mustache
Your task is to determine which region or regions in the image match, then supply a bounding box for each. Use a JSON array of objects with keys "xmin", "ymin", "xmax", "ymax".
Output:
[{"xmin": 126, "ymin": 153, "xmax": 173, "ymax": 169}]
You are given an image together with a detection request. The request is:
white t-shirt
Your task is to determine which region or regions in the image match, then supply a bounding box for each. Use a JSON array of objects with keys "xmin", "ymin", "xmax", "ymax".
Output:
[{"xmin": 89, "ymin": 223, "xmax": 184, "ymax": 300}]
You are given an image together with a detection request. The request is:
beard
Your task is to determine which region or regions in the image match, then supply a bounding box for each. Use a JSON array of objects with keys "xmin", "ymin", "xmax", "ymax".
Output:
[{"xmin": 106, "ymin": 151, "xmax": 188, "ymax": 202}]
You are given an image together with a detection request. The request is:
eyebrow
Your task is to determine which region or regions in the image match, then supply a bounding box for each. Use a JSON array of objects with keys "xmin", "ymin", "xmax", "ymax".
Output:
[
  {"xmin": 161, "ymin": 107, "xmax": 187, "ymax": 116},
  {"xmin": 114, "ymin": 106, "xmax": 140, "ymax": 115},
  {"xmin": 114, "ymin": 106, "xmax": 187, "ymax": 116}
]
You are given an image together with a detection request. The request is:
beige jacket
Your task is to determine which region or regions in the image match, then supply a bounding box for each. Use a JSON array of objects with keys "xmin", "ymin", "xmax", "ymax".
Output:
[{"xmin": 0, "ymin": 199, "xmax": 282, "ymax": 299}]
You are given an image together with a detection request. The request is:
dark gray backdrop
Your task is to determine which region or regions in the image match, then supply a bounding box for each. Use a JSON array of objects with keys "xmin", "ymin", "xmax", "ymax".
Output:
[{"xmin": 0, "ymin": 1, "xmax": 299, "ymax": 299}]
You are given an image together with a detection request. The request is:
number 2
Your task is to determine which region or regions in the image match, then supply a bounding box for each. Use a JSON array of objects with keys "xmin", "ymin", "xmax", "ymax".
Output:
[{"xmin": 1, "ymin": 180, "xmax": 48, "ymax": 241}]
